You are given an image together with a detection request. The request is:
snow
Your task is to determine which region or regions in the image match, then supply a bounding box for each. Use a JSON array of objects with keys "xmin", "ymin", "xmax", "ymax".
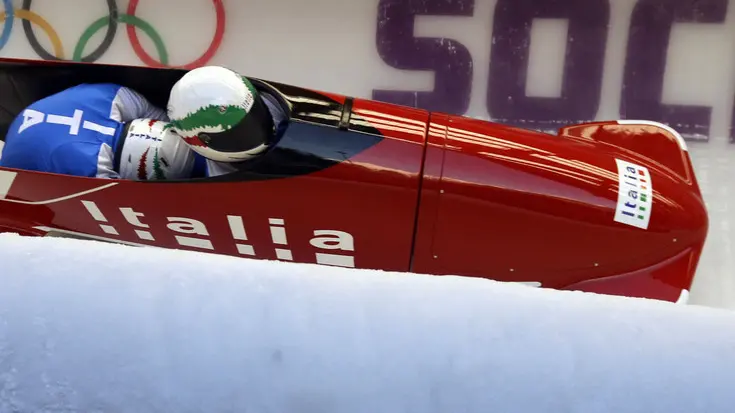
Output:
[{"xmin": 2, "ymin": 233, "xmax": 735, "ymax": 412}]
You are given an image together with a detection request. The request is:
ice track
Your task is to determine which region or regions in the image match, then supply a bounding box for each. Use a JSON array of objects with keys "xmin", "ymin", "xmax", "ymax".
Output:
[{"xmin": 1, "ymin": 233, "xmax": 735, "ymax": 412}]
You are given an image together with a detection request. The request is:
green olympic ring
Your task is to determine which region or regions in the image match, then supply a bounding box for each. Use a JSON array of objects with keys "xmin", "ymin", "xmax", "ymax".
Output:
[{"xmin": 74, "ymin": 13, "xmax": 168, "ymax": 64}]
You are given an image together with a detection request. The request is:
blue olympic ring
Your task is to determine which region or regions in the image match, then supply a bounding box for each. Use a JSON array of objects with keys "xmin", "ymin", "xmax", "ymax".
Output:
[{"xmin": 0, "ymin": 0, "xmax": 14, "ymax": 50}]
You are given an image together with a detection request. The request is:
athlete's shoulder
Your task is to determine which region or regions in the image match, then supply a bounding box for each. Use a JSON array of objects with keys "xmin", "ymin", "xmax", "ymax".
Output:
[
  {"xmin": 72, "ymin": 82, "xmax": 125, "ymax": 90},
  {"xmin": 61, "ymin": 83, "xmax": 126, "ymax": 94},
  {"xmin": 34, "ymin": 83, "xmax": 125, "ymax": 106}
]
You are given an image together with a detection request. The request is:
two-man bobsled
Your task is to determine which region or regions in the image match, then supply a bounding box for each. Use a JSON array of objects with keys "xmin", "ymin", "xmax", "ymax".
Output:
[{"xmin": 0, "ymin": 58, "xmax": 707, "ymax": 304}]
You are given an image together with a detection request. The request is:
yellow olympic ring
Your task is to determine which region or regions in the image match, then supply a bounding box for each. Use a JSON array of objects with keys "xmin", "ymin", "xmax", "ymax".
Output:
[{"xmin": 0, "ymin": 9, "xmax": 64, "ymax": 59}]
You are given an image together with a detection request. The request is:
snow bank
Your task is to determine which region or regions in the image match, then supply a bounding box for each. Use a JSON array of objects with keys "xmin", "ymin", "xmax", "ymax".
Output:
[{"xmin": 1, "ymin": 233, "xmax": 735, "ymax": 413}]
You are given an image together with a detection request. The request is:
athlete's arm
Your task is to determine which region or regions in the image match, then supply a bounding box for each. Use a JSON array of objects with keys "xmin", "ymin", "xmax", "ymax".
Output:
[
  {"xmin": 148, "ymin": 127, "xmax": 198, "ymax": 180},
  {"xmin": 110, "ymin": 86, "xmax": 169, "ymax": 123},
  {"xmin": 117, "ymin": 119, "xmax": 197, "ymax": 181}
]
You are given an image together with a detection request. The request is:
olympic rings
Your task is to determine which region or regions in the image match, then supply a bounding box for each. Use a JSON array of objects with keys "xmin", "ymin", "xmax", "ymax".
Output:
[
  {"xmin": 0, "ymin": 9, "xmax": 64, "ymax": 59},
  {"xmin": 0, "ymin": 0, "xmax": 224, "ymax": 67},
  {"xmin": 22, "ymin": 0, "xmax": 118, "ymax": 62},
  {"xmin": 126, "ymin": 0, "xmax": 225, "ymax": 69},
  {"xmin": 75, "ymin": 14, "xmax": 167, "ymax": 64}
]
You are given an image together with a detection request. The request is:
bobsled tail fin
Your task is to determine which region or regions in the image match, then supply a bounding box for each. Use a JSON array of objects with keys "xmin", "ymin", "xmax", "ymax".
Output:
[{"xmin": 559, "ymin": 120, "xmax": 694, "ymax": 184}]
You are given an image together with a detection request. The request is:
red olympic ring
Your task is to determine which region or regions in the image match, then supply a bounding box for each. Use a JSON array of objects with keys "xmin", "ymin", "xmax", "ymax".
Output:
[{"xmin": 126, "ymin": 0, "xmax": 225, "ymax": 70}]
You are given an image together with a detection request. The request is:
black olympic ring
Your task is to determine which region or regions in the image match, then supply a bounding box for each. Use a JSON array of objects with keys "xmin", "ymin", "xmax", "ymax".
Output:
[{"xmin": 22, "ymin": 0, "xmax": 119, "ymax": 63}]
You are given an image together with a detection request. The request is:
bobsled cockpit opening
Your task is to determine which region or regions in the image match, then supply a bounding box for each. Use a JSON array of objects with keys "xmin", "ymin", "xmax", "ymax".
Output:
[
  {"xmin": 248, "ymin": 78, "xmax": 293, "ymax": 122},
  {"xmin": 247, "ymin": 77, "xmax": 293, "ymax": 144},
  {"xmin": 0, "ymin": 58, "xmax": 366, "ymax": 184}
]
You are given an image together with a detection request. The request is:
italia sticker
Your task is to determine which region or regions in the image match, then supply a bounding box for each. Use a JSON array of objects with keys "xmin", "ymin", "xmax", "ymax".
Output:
[{"xmin": 614, "ymin": 159, "xmax": 653, "ymax": 230}]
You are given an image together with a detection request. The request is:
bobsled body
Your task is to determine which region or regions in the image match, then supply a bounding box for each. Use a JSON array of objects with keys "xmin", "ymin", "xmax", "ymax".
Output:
[{"xmin": 0, "ymin": 58, "xmax": 707, "ymax": 303}]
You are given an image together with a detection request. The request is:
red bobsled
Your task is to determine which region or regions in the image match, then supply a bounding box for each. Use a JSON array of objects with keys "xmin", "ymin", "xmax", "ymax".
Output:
[{"xmin": 0, "ymin": 58, "xmax": 707, "ymax": 303}]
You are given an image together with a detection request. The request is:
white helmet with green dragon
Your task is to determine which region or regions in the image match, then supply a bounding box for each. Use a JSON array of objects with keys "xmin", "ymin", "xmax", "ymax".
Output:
[{"xmin": 167, "ymin": 65, "xmax": 275, "ymax": 163}]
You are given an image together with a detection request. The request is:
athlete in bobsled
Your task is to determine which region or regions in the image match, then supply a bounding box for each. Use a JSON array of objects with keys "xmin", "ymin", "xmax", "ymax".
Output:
[
  {"xmin": 0, "ymin": 82, "xmax": 196, "ymax": 180},
  {"xmin": 166, "ymin": 65, "xmax": 288, "ymax": 177}
]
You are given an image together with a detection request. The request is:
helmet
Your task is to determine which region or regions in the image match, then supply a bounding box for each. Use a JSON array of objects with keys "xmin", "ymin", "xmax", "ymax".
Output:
[
  {"xmin": 118, "ymin": 118, "xmax": 196, "ymax": 181},
  {"xmin": 166, "ymin": 65, "xmax": 275, "ymax": 163}
]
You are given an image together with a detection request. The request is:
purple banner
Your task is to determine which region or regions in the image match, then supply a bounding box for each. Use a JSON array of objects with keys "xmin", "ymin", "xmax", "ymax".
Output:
[
  {"xmin": 374, "ymin": 0, "xmax": 731, "ymax": 141},
  {"xmin": 621, "ymin": 0, "xmax": 728, "ymax": 141},
  {"xmin": 374, "ymin": 0, "xmax": 475, "ymax": 114}
]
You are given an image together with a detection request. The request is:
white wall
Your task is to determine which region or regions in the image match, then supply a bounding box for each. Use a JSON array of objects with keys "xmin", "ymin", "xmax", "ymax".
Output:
[{"xmin": 0, "ymin": 0, "xmax": 733, "ymax": 307}]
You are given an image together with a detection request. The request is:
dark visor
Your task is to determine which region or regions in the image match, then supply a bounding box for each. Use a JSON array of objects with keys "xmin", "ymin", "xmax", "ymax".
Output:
[{"xmin": 198, "ymin": 96, "xmax": 275, "ymax": 153}]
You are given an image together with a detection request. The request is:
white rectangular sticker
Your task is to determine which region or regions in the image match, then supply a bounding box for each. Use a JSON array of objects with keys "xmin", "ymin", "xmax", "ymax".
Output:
[{"xmin": 614, "ymin": 159, "xmax": 653, "ymax": 230}]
